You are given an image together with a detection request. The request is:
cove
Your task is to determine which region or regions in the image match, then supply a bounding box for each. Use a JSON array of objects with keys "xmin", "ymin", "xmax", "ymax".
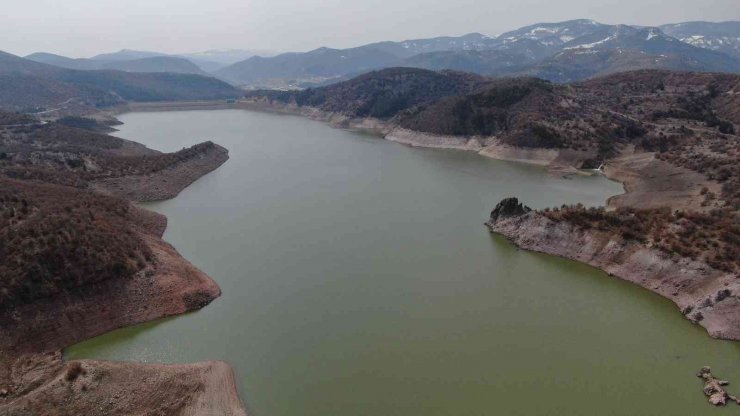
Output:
[{"xmin": 66, "ymin": 109, "xmax": 740, "ymax": 416}]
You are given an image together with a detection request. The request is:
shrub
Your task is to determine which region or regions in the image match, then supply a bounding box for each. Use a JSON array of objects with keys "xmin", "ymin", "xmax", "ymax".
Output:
[{"xmin": 65, "ymin": 362, "xmax": 85, "ymax": 382}]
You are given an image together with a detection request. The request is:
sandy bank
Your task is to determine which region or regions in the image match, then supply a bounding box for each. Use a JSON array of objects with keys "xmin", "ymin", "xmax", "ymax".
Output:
[
  {"xmin": 604, "ymin": 147, "xmax": 724, "ymax": 211},
  {"xmin": 3, "ymin": 359, "xmax": 245, "ymax": 416}
]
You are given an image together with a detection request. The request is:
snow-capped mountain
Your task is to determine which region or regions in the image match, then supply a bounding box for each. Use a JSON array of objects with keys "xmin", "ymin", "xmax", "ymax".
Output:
[
  {"xmin": 216, "ymin": 19, "xmax": 740, "ymax": 88},
  {"xmin": 517, "ymin": 25, "xmax": 740, "ymax": 82},
  {"xmin": 492, "ymin": 19, "xmax": 608, "ymax": 57},
  {"xmin": 558, "ymin": 25, "xmax": 681, "ymax": 53},
  {"xmin": 660, "ymin": 21, "xmax": 740, "ymax": 59},
  {"xmin": 363, "ymin": 33, "xmax": 498, "ymax": 58}
]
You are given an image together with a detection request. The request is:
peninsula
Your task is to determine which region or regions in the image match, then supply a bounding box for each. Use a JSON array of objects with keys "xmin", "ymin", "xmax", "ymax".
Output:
[{"xmin": 0, "ymin": 113, "xmax": 245, "ymax": 415}]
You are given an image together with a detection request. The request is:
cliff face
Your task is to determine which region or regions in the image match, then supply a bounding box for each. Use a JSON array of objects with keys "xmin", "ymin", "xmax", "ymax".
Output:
[{"xmin": 485, "ymin": 198, "xmax": 740, "ymax": 341}]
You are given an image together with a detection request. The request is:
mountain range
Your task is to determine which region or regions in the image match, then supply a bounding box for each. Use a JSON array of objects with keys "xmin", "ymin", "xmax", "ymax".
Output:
[
  {"xmin": 25, "ymin": 53, "xmax": 209, "ymax": 75},
  {"xmin": 215, "ymin": 19, "xmax": 740, "ymax": 88},
  {"xmin": 660, "ymin": 21, "xmax": 740, "ymax": 59},
  {"xmin": 246, "ymin": 66, "xmax": 739, "ymax": 157},
  {"xmin": 25, "ymin": 48, "xmax": 278, "ymax": 75},
  {"xmin": 0, "ymin": 51, "xmax": 241, "ymax": 112},
  {"xmin": 11, "ymin": 19, "xmax": 740, "ymax": 97}
]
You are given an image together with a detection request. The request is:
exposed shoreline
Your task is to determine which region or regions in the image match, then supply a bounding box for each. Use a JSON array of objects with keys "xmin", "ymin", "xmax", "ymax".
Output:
[
  {"xmin": 485, "ymin": 203, "xmax": 740, "ymax": 341},
  {"xmin": 235, "ymin": 99, "xmax": 723, "ymax": 212},
  {"xmin": 216, "ymin": 100, "xmax": 605, "ymax": 174}
]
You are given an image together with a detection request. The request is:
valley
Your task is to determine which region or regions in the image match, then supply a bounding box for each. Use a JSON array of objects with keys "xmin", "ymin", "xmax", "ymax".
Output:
[{"xmin": 0, "ymin": 12, "xmax": 738, "ymax": 416}]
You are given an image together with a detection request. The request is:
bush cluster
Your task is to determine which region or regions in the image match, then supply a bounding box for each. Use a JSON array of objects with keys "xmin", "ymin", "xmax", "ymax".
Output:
[{"xmin": 0, "ymin": 179, "xmax": 152, "ymax": 309}]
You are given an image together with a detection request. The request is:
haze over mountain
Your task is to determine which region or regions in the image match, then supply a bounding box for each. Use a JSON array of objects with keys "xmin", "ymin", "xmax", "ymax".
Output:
[
  {"xmin": 179, "ymin": 49, "xmax": 278, "ymax": 65},
  {"xmin": 513, "ymin": 23, "xmax": 740, "ymax": 82},
  {"xmin": 5, "ymin": 0, "xmax": 738, "ymax": 57},
  {"xmin": 0, "ymin": 50, "xmax": 241, "ymax": 112},
  {"xmin": 215, "ymin": 47, "xmax": 402, "ymax": 89},
  {"xmin": 89, "ymin": 49, "xmax": 165, "ymax": 62},
  {"xmin": 20, "ymin": 19, "xmax": 739, "ymax": 90},
  {"xmin": 26, "ymin": 52, "xmax": 209, "ymax": 75},
  {"xmin": 25, "ymin": 49, "xmax": 278, "ymax": 75}
]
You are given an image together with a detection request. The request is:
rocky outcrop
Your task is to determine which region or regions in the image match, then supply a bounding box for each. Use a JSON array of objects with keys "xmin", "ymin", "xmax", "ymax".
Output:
[
  {"xmin": 485, "ymin": 198, "xmax": 740, "ymax": 341},
  {"xmin": 697, "ymin": 366, "xmax": 740, "ymax": 406},
  {"xmin": 488, "ymin": 197, "xmax": 532, "ymax": 222}
]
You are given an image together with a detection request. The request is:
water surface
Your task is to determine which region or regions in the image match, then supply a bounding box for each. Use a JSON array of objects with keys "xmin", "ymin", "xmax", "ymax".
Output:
[{"xmin": 68, "ymin": 110, "xmax": 739, "ymax": 415}]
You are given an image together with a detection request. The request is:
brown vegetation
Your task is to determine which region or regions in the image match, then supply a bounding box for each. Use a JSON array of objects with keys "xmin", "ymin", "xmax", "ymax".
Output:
[
  {"xmin": 0, "ymin": 112, "xmax": 231, "ymax": 310},
  {"xmin": 0, "ymin": 107, "xmax": 243, "ymax": 415},
  {"xmin": 0, "ymin": 178, "xmax": 152, "ymax": 309},
  {"xmin": 0, "ymin": 112, "xmax": 35, "ymax": 126},
  {"xmin": 0, "ymin": 119, "xmax": 222, "ymax": 189},
  {"xmin": 253, "ymin": 69, "xmax": 740, "ymax": 284},
  {"xmin": 65, "ymin": 362, "xmax": 86, "ymax": 382}
]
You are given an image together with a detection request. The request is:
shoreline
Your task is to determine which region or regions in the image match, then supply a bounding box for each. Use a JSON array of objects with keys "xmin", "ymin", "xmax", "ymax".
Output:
[
  {"xmin": 108, "ymin": 100, "xmax": 623, "ymax": 184},
  {"xmin": 189, "ymin": 99, "xmax": 612, "ymax": 175},
  {"xmin": 232, "ymin": 100, "xmax": 725, "ymax": 214}
]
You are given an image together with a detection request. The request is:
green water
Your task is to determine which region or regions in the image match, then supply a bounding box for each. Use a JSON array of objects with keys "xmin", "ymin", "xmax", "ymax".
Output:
[{"xmin": 67, "ymin": 110, "xmax": 739, "ymax": 415}]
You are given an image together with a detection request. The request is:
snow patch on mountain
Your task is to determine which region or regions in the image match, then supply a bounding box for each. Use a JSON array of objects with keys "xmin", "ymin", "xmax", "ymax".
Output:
[{"xmin": 563, "ymin": 36, "xmax": 615, "ymax": 50}]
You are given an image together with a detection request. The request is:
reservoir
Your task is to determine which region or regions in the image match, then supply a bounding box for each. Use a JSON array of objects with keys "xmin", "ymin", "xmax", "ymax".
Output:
[{"xmin": 67, "ymin": 109, "xmax": 740, "ymax": 415}]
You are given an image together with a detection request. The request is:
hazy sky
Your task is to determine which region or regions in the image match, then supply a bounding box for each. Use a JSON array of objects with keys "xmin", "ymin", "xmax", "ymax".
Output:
[{"xmin": 3, "ymin": 0, "xmax": 739, "ymax": 57}]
